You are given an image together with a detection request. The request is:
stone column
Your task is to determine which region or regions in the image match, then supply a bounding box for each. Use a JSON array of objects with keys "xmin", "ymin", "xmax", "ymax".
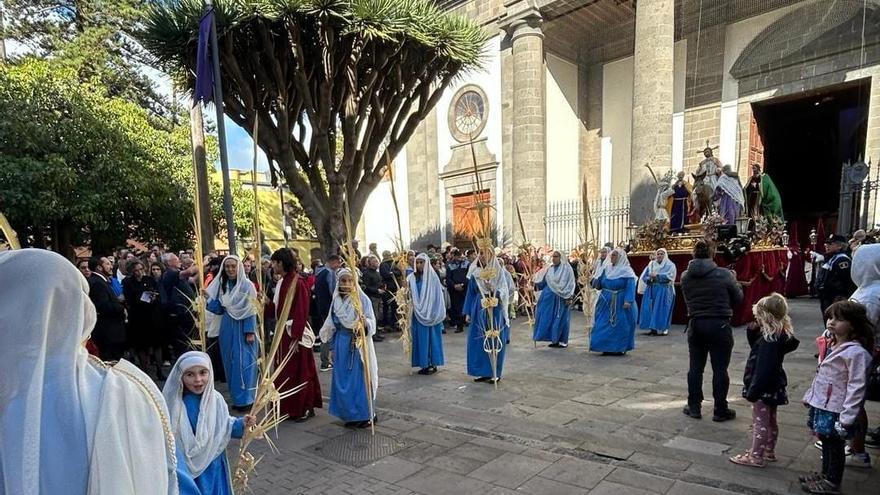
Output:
[
  {"xmin": 505, "ymin": 8, "xmax": 546, "ymax": 244},
  {"xmin": 630, "ymin": 0, "xmax": 675, "ymax": 225}
]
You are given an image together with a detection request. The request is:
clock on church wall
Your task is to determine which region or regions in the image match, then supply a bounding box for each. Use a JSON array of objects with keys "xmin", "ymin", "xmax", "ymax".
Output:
[{"xmin": 448, "ymin": 84, "xmax": 489, "ymax": 143}]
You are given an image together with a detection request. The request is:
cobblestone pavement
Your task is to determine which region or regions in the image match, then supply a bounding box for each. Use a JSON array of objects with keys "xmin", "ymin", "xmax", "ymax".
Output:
[{"xmin": 230, "ymin": 298, "xmax": 879, "ymax": 494}]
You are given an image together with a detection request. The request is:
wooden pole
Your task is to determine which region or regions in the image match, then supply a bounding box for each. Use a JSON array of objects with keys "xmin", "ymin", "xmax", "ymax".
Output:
[{"xmin": 190, "ymin": 104, "xmax": 215, "ymax": 250}]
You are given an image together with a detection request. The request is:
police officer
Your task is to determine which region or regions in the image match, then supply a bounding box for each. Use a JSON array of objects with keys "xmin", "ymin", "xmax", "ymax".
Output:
[{"xmin": 816, "ymin": 234, "xmax": 857, "ymax": 315}]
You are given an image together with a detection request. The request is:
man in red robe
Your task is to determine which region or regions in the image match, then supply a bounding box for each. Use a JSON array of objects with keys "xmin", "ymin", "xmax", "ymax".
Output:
[{"xmin": 268, "ymin": 248, "xmax": 322, "ymax": 422}]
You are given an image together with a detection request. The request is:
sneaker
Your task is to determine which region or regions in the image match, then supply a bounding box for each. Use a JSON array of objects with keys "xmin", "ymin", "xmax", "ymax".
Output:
[
  {"xmin": 866, "ymin": 433, "xmax": 880, "ymax": 449},
  {"xmin": 802, "ymin": 477, "xmax": 841, "ymax": 495},
  {"xmin": 712, "ymin": 409, "xmax": 737, "ymax": 422},
  {"xmin": 845, "ymin": 452, "xmax": 872, "ymax": 468},
  {"xmin": 320, "ymin": 363, "xmax": 333, "ymax": 372}
]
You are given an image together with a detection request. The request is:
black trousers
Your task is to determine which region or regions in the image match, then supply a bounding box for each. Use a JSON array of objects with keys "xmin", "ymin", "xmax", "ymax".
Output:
[
  {"xmin": 686, "ymin": 317, "xmax": 734, "ymax": 414},
  {"xmin": 449, "ymin": 290, "xmax": 466, "ymax": 327},
  {"xmin": 381, "ymin": 291, "xmax": 397, "ymax": 329},
  {"xmin": 820, "ymin": 434, "xmax": 846, "ymax": 484}
]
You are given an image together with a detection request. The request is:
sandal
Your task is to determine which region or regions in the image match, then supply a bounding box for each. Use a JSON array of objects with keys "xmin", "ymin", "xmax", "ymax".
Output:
[
  {"xmin": 798, "ymin": 472, "xmax": 822, "ymax": 484},
  {"xmin": 728, "ymin": 452, "xmax": 765, "ymax": 468},
  {"xmin": 802, "ymin": 477, "xmax": 840, "ymax": 494}
]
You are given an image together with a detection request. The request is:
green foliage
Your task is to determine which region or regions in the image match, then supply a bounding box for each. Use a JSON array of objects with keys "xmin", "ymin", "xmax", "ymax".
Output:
[
  {"xmin": 0, "ymin": 58, "xmax": 252, "ymax": 253},
  {"xmin": 1, "ymin": 0, "xmax": 171, "ymax": 116}
]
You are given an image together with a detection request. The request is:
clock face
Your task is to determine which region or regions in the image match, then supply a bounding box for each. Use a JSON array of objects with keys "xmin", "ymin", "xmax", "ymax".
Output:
[{"xmin": 449, "ymin": 85, "xmax": 488, "ymax": 142}]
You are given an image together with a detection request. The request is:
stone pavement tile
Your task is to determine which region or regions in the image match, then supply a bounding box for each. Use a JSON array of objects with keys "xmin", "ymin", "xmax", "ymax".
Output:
[
  {"xmin": 553, "ymin": 400, "xmax": 646, "ymax": 424},
  {"xmin": 684, "ymin": 463, "xmax": 793, "ymax": 493},
  {"xmin": 356, "ymin": 456, "xmax": 424, "ymax": 484},
  {"xmin": 627, "ymin": 452, "xmax": 691, "ymax": 472},
  {"xmin": 517, "ymin": 476, "xmax": 590, "ymax": 495},
  {"xmin": 604, "ymin": 467, "xmax": 675, "ymax": 494},
  {"xmin": 270, "ymin": 429, "xmax": 327, "ymax": 451},
  {"xmin": 537, "ymin": 456, "xmax": 614, "ymax": 490},
  {"xmin": 467, "ymin": 435, "xmax": 528, "ymax": 454},
  {"xmin": 587, "ymin": 480, "xmax": 656, "ymax": 495},
  {"xmin": 571, "ymin": 386, "xmax": 637, "ymax": 406},
  {"xmin": 614, "ymin": 426, "xmax": 677, "ymax": 444},
  {"xmin": 449, "ymin": 441, "xmax": 508, "ymax": 461},
  {"xmin": 397, "ymin": 465, "xmax": 496, "ymax": 495},
  {"xmin": 394, "ymin": 441, "xmax": 449, "ymax": 463},
  {"xmin": 469, "ymin": 451, "xmax": 554, "ymax": 489},
  {"xmin": 663, "ymin": 436, "xmax": 730, "ymax": 456},
  {"xmin": 492, "ymin": 417, "xmax": 554, "ymax": 441},
  {"xmin": 608, "ymin": 377, "xmax": 655, "ymax": 390},
  {"xmin": 401, "ymin": 424, "xmax": 474, "ymax": 448},
  {"xmin": 527, "ymin": 408, "xmax": 581, "ymax": 426},
  {"xmin": 664, "ymin": 481, "xmax": 740, "ymax": 495},
  {"xmin": 578, "ymin": 438, "xmax": 636, "ymax": 460},
  {"xmin": 523, "ymin": 447, "xmax": 564, "ymax": 463},
  {"xmin": 375, "ymin": 417, "xmax": 421, "ymax": 432},
  {"xmin": 568, "ymin": 418, "xmax": 631, "ymax": 437},
  {"xmin": 427, "ymin": 453, "xmax": 481, "ymax": 475},
  {"xmin": 543, "ymin": 434, "xmax": 583, "ymax": 450}
]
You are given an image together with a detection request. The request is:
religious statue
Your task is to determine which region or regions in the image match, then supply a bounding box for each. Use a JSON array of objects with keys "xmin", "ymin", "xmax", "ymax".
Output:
[
  {"xmin": 652, "ymin": 170, "xmax": 675, "ymax": 221},
  {"xmin": 691, "ymin": 142, "xmax": 721, "ymax": 220},
  {"xmin": 744, "ymin": 164, "xmax": 784, "ymax": 220},
  {"xmin": 666, "ymin": 171, "xmax": 692, "ymax": 233},
  {"xmin": 713, "ymin": 164, "xmax": 745, "ymax": 225}
]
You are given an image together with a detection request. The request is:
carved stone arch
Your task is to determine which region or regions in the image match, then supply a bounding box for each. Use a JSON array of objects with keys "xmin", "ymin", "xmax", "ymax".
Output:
[{"xmin": 730, "ymin": 0, "xmax": 880, "ymax": 80}]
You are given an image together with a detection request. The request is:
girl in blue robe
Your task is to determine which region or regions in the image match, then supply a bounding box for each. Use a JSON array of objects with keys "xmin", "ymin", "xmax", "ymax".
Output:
[
  {"xmin": 464, "ymin": 253, "xmax": 515, "ymax": 383},
  {"xmin": 163, "ymin": 351, "xmax": 255, "ymax": 495},
  {"xmin": 407, "ymin": 253, "xmax": 446, "ymax": 374},
  {"xmin": 590, "ymin": 248, "xmax": 638, "ymax": 355},
  {"xmin": 638, "ymin": 248, "xmax": 677, "ymax": 336},
  {"xmin": 319, "ymin": 269, "xmax": 379, "ymax": 428},
  {"xmin": 205, "ymin": 255, "xmax": 258, "ymax": 409},
  {"xmin": 532, "ymin": 251, "xmax": 576, "ymax": 347}
]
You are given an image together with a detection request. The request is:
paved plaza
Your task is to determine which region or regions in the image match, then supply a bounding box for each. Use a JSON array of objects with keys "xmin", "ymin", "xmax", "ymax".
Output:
[{"xmin": 235, "ymin": 298, "xmax": 880, "ymax": 494}]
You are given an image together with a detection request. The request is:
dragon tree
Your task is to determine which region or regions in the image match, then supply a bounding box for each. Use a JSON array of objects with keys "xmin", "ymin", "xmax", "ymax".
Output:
[{"xmin": 141, "ymin": 0, "xmax": 486, "ymax": 253}]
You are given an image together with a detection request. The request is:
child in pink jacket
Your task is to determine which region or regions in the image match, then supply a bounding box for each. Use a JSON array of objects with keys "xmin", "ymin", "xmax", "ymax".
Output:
[{"xmin": 801, "ymin": 301, "xmax": 874, "ymax": 494}]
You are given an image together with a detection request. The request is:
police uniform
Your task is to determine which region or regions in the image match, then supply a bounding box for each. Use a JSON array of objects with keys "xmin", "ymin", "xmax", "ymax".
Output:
[{"xmin": 816, "ymin": 235, "xmax": 857, "ymax": 314}]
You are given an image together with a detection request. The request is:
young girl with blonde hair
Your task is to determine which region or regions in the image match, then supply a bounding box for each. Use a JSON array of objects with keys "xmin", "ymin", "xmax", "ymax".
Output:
[{"xmin": 729, "ymin": 293, "xmax": 799, "ymax": 468}]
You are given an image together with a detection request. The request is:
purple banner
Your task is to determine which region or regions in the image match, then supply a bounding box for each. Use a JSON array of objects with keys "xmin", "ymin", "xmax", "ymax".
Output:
[{"xmin": 194, "ymin": 9, "xmax": 214, "ymax": 103}]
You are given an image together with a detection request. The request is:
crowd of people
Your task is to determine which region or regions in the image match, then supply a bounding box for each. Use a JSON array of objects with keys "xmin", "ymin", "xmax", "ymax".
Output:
[{"xmin": 2, "ymin": 228, "xmax": 879, "ymax": 495}]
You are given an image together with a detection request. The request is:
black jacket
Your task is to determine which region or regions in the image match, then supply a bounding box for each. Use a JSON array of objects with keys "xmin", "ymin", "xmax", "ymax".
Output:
[
  {"xmin": 88, "ymin": 273, "xmax": 126, "ymax": 344},
  {"xmin": 816, "ymin": 252, "xmax": 856, "ymax": 303},
  {"xmin": 446, "ymin": 259, "xmax": 469, "ymax": 293},
  {"xmin": 314, "ymin": 268, "xmax": 335, "ymax": 321},
  {"xmin": 741, "ymin": 327, "xmax": 800, "ymax": 405},
  {"xmin": 361, "ymin": 267, "xmax": 383, "ymax": 298},
  {"xmin": 159, "ymin": 268, "xmax": 194, "ymax": 316},
  {"xmin": 680, "ymin": 258, "xmax": 743, "ymax": 318}
]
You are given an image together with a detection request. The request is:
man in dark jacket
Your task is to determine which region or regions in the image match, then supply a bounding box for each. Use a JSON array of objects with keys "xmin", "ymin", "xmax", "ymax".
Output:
[
  {"xmin": 159, "ymin": 253, "xmax": 195, "ymax": 358},
  {"xmin": 314, "ymin": 255, "xmax": 341, "ymax": 370},
  {"xmin": 379, "ymin": 251, "xmax": 399, "ymax": 330},
  {"xmin": 680, "ymin": 240, "xmax": 743, "ymax": 422},
  {"xmin": 816, "ymin": 234, "xmax": 856, "ymax": 315},
  {"xmin": 446, "ymin": 248, "xmax": 469, "ymax": 333},
  {"xmin": 87, "ymin": 256, "xmax": 127, "ymax": 361},
  {"xmin": 360, "ymin": 255, "xmax": 385, "ymax": 342}
]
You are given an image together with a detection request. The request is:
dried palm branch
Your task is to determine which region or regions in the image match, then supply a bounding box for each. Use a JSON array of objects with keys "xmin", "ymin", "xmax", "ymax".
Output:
[
  {"xmin": 514, "ymin": 202, "xmax": 537, "ymax": 340},
  {"xmin": 385, "ymin": 150, "xmax": 412, "ymax": 361},
  {"xmin": 0, "ymin": 212, "xmax": 20, "ymax": 250},
  {"xmin": 233, "ymin": 270, "xmax": 307, "ymax": 492},
  {"xmin": 188, "ymin": 213, "xmax": 207, "ymax": 352},
  {"xmin": 578, "ymin": 176, "xmax": 600, "ymax": 335},
  {"xmin": 339, "ymin": 195, "xmax": 376, "ymax": 435}
]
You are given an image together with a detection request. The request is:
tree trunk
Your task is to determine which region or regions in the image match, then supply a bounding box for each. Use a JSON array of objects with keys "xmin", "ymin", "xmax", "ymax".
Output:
[{"xmin": 190, "ymin": 104, "xmax": 215, "ymax": 251}]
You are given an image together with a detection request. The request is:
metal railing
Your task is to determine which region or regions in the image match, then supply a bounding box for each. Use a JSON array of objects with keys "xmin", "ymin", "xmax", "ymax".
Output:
[
  {"xmin": 545, "ymin": 196, "xmax": 631, "ymax": 252},
  {"xmin": 839, "ymin": 159, "xmax": 880, "ymax": 235}
]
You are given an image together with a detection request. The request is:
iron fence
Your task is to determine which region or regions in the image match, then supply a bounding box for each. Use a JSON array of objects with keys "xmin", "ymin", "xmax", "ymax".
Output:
[
  {"xmin": 839, "ymin": 159, "xmax": 880, "ymax": 235},
  {"xmin": 545, "ymin": 196, "xmax": 631, "ymax": 252}
]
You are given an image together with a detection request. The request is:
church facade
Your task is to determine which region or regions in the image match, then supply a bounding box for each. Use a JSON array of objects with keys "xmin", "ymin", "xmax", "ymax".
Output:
[{"xmin": 359, "ymin": 0, "xmax": 880, "ymax": 252}]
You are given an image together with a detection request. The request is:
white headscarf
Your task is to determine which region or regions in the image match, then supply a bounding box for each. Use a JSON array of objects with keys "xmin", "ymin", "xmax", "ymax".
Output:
[
  {"xmin": 536, "ymin": 252, "xmax": 576, "ymax": 299},
  {"xmin": 850, "ymin": 243, "xmax": 880, "ymax": 327},
  {"xmin": 162, "ymin": 351, "xmax": 234, "ymax": 478},
  {"xmin": 467, "ymin": 252, "xmax": 516, "ymax": 325},
  {"xmin": 601, "ymin": 248, "xmax": 637, "ymax": 280},
  {"xmin": 318, "ymin": 268, "xmax": 378, "ymax": 399},
  {"xmin": 206, "ymin": 255, "xmax": 256, "ymax": 321},
  {"xmin": 715, "ymin": 168, "xmax": 745, "ymax": 207},
  {"xmin": 407, "ymin": 253, "xmax": 447, "ymax": 326},
  {"xmin": 0, "ymin": 249, "xmax": 177, "ymax": 495}
]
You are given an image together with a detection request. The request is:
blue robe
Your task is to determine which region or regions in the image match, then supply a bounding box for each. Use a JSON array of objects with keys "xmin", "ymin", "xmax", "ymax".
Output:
[
  {"xmin": 207, "ymin": 290, "xmax": 258, "ymax": 407},
  {"xmin": 463, "ymin": 277, "xmax": 509, "ymax": 378},
  {"xmin": 531, "ymin": 277, "xmax": 571, "ymax": 345},
  {"xmin": 176, "ymin": 448, "xmax": 202, "ymax": 495},
  {"xmin": 638, "ymin": 272, "xmax": 675, "ymax": 333},
  {"xmin": 411, "ymin": 278, "xmax": 445, "ymax": 368},
  {"xmin": 328, "ymin": 315, "xmax": 372, "ymax": 422},
  {"xmin": 182, "ymin": 393, "xmax": 244, "ymax": 495},
  {"xmin": 590, "ymin": 275, "xmax": 637, "ymax": 353}
]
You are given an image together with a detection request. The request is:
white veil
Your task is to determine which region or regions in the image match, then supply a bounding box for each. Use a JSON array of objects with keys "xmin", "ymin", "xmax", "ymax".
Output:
[
  {"xmin": 406, "ymin": 253, "xmax": 447, "ymax": 326},
  {"xmin": 162, "ymin": 351, "xmax": 234, "ymax": 478},
  {"xmin": 205, "ymin": 255, "xmax": 256, "ymax": 320},
  {"xmin": 0, "ymin": 249, "xmax": 177, "ymax": 495}
]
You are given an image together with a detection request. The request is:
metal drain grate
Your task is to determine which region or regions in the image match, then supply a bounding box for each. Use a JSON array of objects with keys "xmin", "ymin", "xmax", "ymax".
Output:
[{"xmin": 309, "ymin": 430, "xmax": 408, "ymax": 468}]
